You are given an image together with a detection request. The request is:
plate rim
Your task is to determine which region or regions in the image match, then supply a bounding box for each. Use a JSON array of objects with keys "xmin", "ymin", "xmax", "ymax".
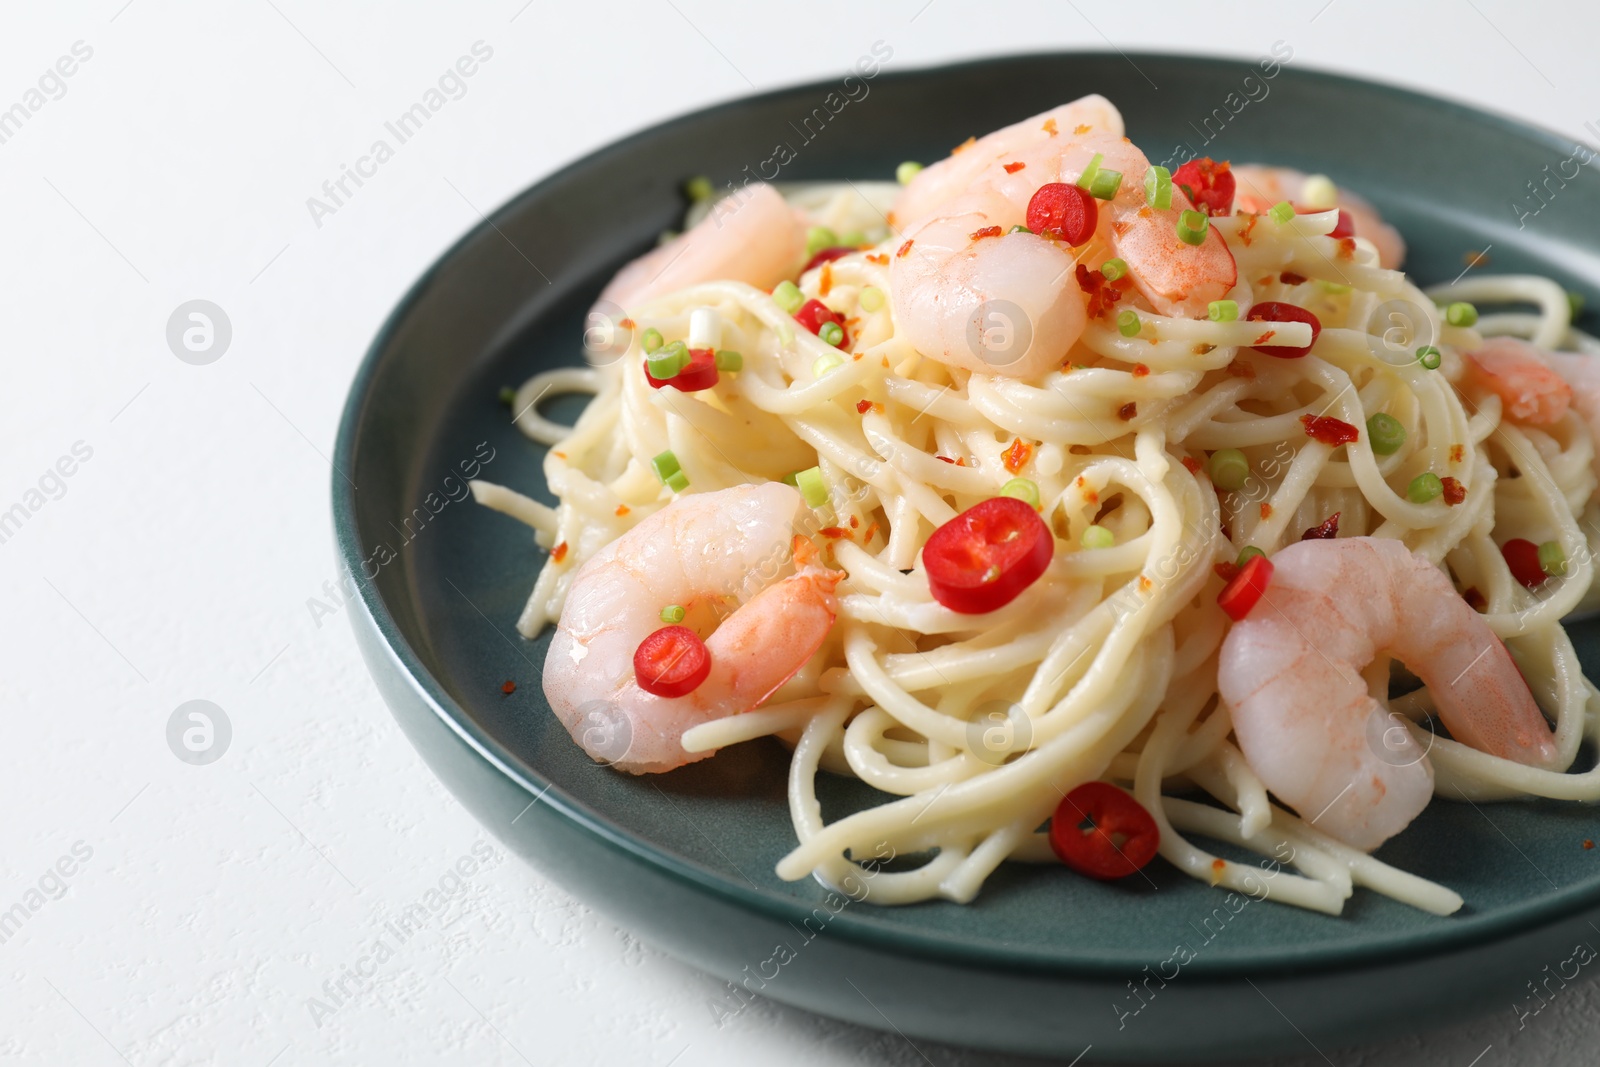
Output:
[{"xmin": 333, "ymin": 48, "xmax": 1600, "ymax": 980}]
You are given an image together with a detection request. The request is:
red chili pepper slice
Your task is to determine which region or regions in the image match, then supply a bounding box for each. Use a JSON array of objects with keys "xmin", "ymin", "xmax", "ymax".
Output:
[
  {"xmin": 645, "ymin": 347, "xmax": 720, "ymax": 392},
  {"xmin": 1299, "ymin": 413, "xmax": 1359, "ymax": 447},
  {"xmin": 1173, "ymin": 157, "xmax": 1235, "ymax": 216},
  {"xmin": 923, "ymin": 496, "xmax": 1053, "ymax": 614},
  {"xmin": 1049, "ymin": 781, "xmax": 1161, "ymax": 880},
  {"xmin": 1026, "ymin": 182, "xmax": 1097, "ymax": 246},
  {"xmin": 1218, "ymin": 553, "xmax": 1274, "ymax": 621},
  {"xmin": 1247, "ymin": 301, "xmax": 1321, "ymax": 358},
  {"xmin": 794, "ymin": 299, "xmax": 850, "ymax": 348},
  {"xmin": 1329, "ymin": 208, "xmax": 1355, "ymax": 239},
  {"xmin": 1501, "ymin": 538, "xmax": 1547, "ymax": 588},
  {"xmin": 633, "ymin": 625, "xmax": 712, "ymax": 697},
  {"xmin": 801, "ymin": 245, "xmax": 856, "ymax": 274}
]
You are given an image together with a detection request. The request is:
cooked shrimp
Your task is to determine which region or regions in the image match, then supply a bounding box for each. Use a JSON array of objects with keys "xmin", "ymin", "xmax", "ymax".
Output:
[
  {"xmin": 1230, "ymin": 164, "xmax": 1406, "ymax": 270},
  {"xmin": 544, "ymin": 482, "xmax": 839, "ymax": 774},
  {"xmin": 1544, "ymin": 348, "xmax": 1600, "ymax": 446},
  {"xmin": 891, "ymin": 95, "xmax": 1125, "ymax": 226},
  {"xmin": 890, "ymin": 121, "xmax": 1236, "ymax": 377},
  {"xmin": 1217, "ymin": 537, "xmax": 1557, "ymax": 851},
  {"xmin": 598, "ymin": 182, "xmax": 806, "ymax": 311},
  {"xmin": 1464, "ymin": 335, "xmax": 1574, "ymax": 426}
]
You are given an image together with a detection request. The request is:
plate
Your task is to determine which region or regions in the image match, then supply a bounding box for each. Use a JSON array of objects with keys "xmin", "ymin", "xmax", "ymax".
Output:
[{"xmin": 333, "ymin": 52, "xmax": 1600, "ymax": 1061}]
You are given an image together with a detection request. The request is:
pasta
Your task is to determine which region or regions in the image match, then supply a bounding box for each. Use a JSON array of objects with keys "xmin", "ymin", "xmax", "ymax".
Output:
[{"xmin": 474, "ymin": 106, "xmax": 1600, "ymax": 916}]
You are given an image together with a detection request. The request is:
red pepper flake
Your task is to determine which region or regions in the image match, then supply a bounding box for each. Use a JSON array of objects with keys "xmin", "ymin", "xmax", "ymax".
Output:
[
  {"xmin": 1076, "ymin": 263, "xmax": 1128, "ymax": 318},
  {"xmin": 1237, "ymin": 213, "xmax": 1258, "ymax": 246},
  {"xmin": 551, "ymin": 541, "xmax": 569, "ymax": 563},
  {"xmin": 1225, "ymin": 360, "xmax": 1257, "ymax": 379},
  {"xmin": 1002, "ymin": 437, "xmax": 1033, "ymax": 474},
  {"xmin": 1465, "ymin": 248, "xmax": 1492, "ymax": 269},
  {"xmin": 1441, "ymin": 476, "xmax": 1466, "ymax": 506},
  {"xmin": 501, "ymin": 680, "xmax": 516, "ymax": 695},
  {"xmin": 970, "ymin": 225, "xmax": 1004, "ymax": 240},
  {"xmin": 1279, "ymin": 272, "xmax": 1307, "ymax": 286},
  {"xmin": 1042, "ymin": 118, "xmax": 1058, "ymax": 136},
  {"xmin": 1257, "ymin": 276, "xmax": 1276, "ymax": 288},
  {"xmin": 952, "ymin": 136, "xmax": 976, "ymax": 154},
  {"xmin": 1450, "ymin": 444, "xmax": 1465, "ymax": 464},
  {"xmin": 935, "ymin": 455, "xmax": 968, "ymax": 466},
  {"xmin": 1336, "ymin": 237, "xmax": 1357, "ymax": 260},
  {"xmin": 1300, "ymin": 413, "xmax": 1359, "ymax": 447},
  {"xmin": 1182, "ymin": 456, "xmax": 1201, "ymax": 474},
  {"xmin": 1211, "ymin": 857, "xmax": 1227, "ymax": 876},
  {"xmin": 1214, "ymin": 561, "xmax": 1241, "ymax": 582},
  {"xmin": 1260, "ymin": 503, "xmax": 1273, "ymax": 519},
  {"xmin": 619, "ymin": 317, "xmax": 636, "ymax": 330},
  {"xmin": 1138, "ymin": 575, "xmax": 1153, "ymax": 593},
  {"xmin": 896, "ymin": 239, "xmax": 914, "ymax": 258},
  {"xmin": 1118, "ymin": 401, "xmax": 1137, "ymax": 421},
  {"xmin": 819, "ymin": 263, "xmax": 833, "ymax": 296},
  {"xmin": 1301, "ymin": 512, "xmax": 1340, "ymax": 540},
  {"xmin": 819, "ymin": 526, "xmax": 849, "ymax": 539},
  {"xmin": 615, "ymin": 504, "xmax": 630, "ymax": 517},
  {"xmin": 1003, "ymin": 161, "xmax": 1026, "ymax": 174},
  {"xmin": 866, "ymin": 253, "xmax": 889, "ymax": 266},
  {"xmin": 1193, "ymin": 343, "xmax": 1216, "ymax": 356},
  {"xmin": 856, "ymin": 399, "xmax": 873, "ymax": 414},
  {"xmin": 1586, "ymin": 839, "xmax": 1595, "ymax": 850},
  {"xmin": 1254, "ymin": 330, "xmax": 1276, "ymax": 346},
  {"xmin": 849, "ymin": 515, "xmax": 859, "ymax": 529},
  {"xmin": 1132, "ymin": 363, "xmax": 1150, "ymax": 378},
  {"xmin": 936, "ymin": 455, "xmax": 955, "ymax": 464},
  {"xmin": 862, "ymin": 521, "xmax": 880, "ymax": 543},
  {"xmin": 1463, "ymin": 586, "xmax": 1487, "ymax": 611},
  {"xmin": 553, "ymin": 451, "xmax": 568, "ymax": 459}
]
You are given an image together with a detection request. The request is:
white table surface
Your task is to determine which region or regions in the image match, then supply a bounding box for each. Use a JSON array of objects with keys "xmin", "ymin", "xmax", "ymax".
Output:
[{"xmin": 5, "ymin": 1, "xmax": 1597, "ymax": 1063}]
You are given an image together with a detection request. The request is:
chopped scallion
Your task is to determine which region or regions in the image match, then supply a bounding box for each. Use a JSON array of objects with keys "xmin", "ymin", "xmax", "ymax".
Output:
[
  {"xmin": 664, "ymin": 470, "xmax": 689, "ymax": 493},
  {"xmin": 1268, "ymin": 200, "xmax": 1296, "ymax": 225},
  {"xmin": 1076, "ymin": 153, "xmax": 1104, "ymax": 193},
  {"xmin": 1208, "ymin": 299, "xmax": 1239, "ymax": 323},
  {"xmin": 1009, "ymin": 224, "xmax": 1033, "ymax": 234},
  {"xmin": 840, "ymin": 230, "xmax": 866, "ymax": 247},
  {"xmin": 714, "ymin": 349, "xmax": 742, "ymax": 371},
  {"xmin": 1445, "ymin": 302, "xmax": 1478, "ymax": 327},
  {"xmin": 647, "ymin": 343, "xmax": 686, "ymax": 379},
  {"xmin": 1539, "ymin": 540, "xmax": 1567, "ymax": 577},
  {"xmin": 1088, "ymin": 167, "xmax": 1123, "ymax": 200},
  {"xmin": 640, "ymin": 327, "xmax": 664, "ymax": 354},
  {"xmin": 1117, "ymin": 309, "xmax": 1141, "ymax": 337},
  {"xmin": 1300, "ymin": 174, "xmax": 1338, "ymax": 210},
  {"xmin": 1144, "ymin": 165, "xmax": 1172, "ymax": 211},
  {"xmin": 818, "ymin": 321, "xmax": 845, "ymax": 347},
  {"xmin": 772, "ymin": 280, "xmax": 805, "ymax": 314},
  {"xmin": 1407, "ymin": 472, "xmax": 1443, "ymax": 503},
  {"xmin": 684, "ymin": 175, "xmax": 713, "ymax": 202},
  {"xmin": 660, "ymin": 604, "xmax": 686, "ymax": 624},
  {"xmin": 652, "ymin": 450, "xmax": 681, "ymax": 482},
  {"xmin": 999, "ymin": 477, "xmax": 1041, "ymax": 510},
  {"xmin": 1416, "ymin": 345, "xmax": 1442, "ymax": 370},
  {"xmin": 1366, "ymin": 412, "xmax": 1406, "ymax": 455},
  {"xmin": 795, "ymin": 466, "xmax": 828, "ymax": 508},
  {"xmin": 1081, "ymin": 524, "xmax": 1115, "ymax": 550},
  {"xmin": 1101, "ymin": 258, "xmax": 1129, "ymax": 282},
  {"xmin": 806, "ymin": 226, "xmax": 838, "ymax": 257},
  {"xmin": 497, "ymin": 386, "xmax": 516, "ymax": 406},
  {"xmin": 1208, "ymin": 448, "xmax": 1249, "ymax": 491},
  {"xmin": 896, "ymin": 161, "xmax": 923, "ymax": 185},
  {"xmin": 859, "ymin": 286, "xmax": 885, "ymax": 312},
  {"xmin": 1176, "ymin": 209, "xmax": 1210, "ymax": 246},
  {"xmin": 813, "ymin": 351, "xmax": 845, "ymax": 378},
  {"xmin": 1237, "ymin": 545, "xmax": 1266, "ymax": 567}
]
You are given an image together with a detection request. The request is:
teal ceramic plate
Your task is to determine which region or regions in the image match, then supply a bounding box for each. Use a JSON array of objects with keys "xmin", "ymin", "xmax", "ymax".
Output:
[{"xmin": 334, "ymin": 53, "xmax": 1600, "ymax": 1061}]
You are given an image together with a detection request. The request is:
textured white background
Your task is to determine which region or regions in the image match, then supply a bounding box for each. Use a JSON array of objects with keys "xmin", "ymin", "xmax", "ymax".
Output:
[{"xmin": 3, "ymin": 1, "xmax": 1597, "ymax": 1064}]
